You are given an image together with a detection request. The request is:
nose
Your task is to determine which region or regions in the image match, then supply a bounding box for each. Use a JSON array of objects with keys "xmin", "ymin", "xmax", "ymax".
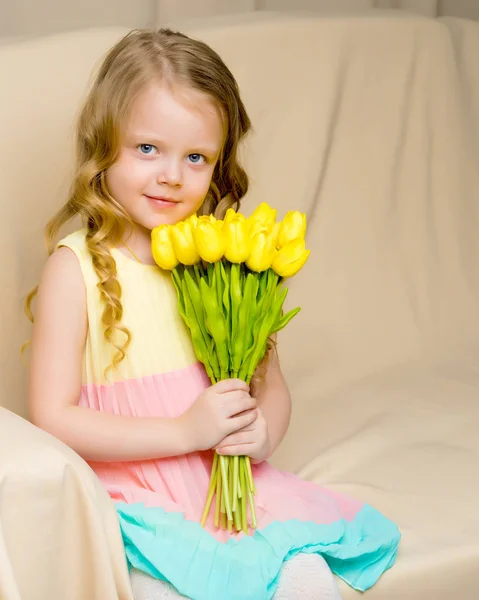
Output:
[{"xmin": 157, "ymin": 156, "xmax": 182, "ymax": 187}]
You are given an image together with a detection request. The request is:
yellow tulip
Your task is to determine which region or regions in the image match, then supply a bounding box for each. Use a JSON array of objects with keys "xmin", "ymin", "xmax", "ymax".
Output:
[
  {"xmin": 271, "ymin": 222, "xmax": 281, "ymax": 246},
  {"xmin": 199, "ymin": 214, "xmax": 220, "ymax": 227},
  {"xmin": 246, "ymin": 231, "xmax": 276, "ymax": 272},
  {"xmin": 276, "ymin": 210, "xmax": 307, "ymax": 249},
  {"xmin": 224, "ymin": 207, "xmax": 237, "ymax": 226},
  {"xmin": 248, "ymin": 218, "xmax": 271, "ymax": 238},
  {"xmin": 194, "ymin": 217, "xmax": 226, "ymax": 263},
  {"xmin": 188, "ymin": 213, "xmax": 199, "ymax": 229},
  {"xmin": 223, "ymin": 215, "xmax": 251, "ymax": 263},
  {"xmin": 151, "ymin": 225, "xmax": 179, "ymax": 270},
  {"xmin": 248, "ymin": 202, "xmax": 277, "ymax": 230},
  {"xmin": 272, "ymin": 238, "xmax": 310, "ymax": 278},
  {"xmin": 170, "ymin": 220, "xmax": 200, "ymax": 265}
]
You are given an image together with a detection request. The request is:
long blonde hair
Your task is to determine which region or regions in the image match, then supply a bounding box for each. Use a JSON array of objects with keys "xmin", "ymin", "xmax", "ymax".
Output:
[{"xmin": 25, "ymin": 28, "xmax": 252, "ymax": 370}]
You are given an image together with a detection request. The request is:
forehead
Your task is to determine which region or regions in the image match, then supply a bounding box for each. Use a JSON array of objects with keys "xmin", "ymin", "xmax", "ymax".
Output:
[{"xmin": 126, "ymin": 83, "xmax": 224, "ymax": 149}]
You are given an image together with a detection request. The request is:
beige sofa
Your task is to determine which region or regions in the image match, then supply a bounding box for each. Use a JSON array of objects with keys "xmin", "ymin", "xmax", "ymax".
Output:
[{"xmin": 1, "ymin": 10, "xmax": 478, "ymax": 600}]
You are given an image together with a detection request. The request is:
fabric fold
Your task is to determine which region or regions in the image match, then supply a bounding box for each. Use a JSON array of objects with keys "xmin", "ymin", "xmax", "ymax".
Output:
[{"xmin": 117, "ymin": 502, "xmax": 400, "ymax": 600}]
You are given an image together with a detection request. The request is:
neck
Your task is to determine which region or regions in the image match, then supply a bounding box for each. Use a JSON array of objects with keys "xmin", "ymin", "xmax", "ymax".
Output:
[{"xmin": 122, "ymin": 224, "xmax": 155, "ymax": 265}]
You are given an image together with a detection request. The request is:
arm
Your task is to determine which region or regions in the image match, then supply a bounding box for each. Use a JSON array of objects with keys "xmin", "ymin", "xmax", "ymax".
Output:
[
  {"xmin": 252, "ymin": 347, "xmax": 292, "ymax": 456},
  {"xmin": 29, "ymin": 247, "xmax": 190, "ymax": 462}
]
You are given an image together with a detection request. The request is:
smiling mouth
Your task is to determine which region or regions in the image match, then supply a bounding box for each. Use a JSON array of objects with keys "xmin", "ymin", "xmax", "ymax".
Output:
[{"xmin": 145, "ymin": 195, "xmax": 178, "ymax": 205}]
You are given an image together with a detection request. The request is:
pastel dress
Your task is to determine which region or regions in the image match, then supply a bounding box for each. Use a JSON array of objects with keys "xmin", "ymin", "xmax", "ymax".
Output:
[{"xmin": 59, "ymin": 230, "xmax": 400, "ymax": 600}]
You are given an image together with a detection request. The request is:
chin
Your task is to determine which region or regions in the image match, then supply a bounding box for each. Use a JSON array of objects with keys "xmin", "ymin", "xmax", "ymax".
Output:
[{"xmin": 144, "ymin": 215, "xmax": 179, "ymax": 230}]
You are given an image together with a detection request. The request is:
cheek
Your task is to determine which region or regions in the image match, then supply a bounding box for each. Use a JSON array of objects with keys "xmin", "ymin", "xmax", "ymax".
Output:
[
  {"xmin": 107, "ymin": 156, "xmax": 150, "ymax": 196},
  {"xmin": 190, "ymin": 166, "xmax": 216, "ymax": 193},
  {"xmin": 190, "ymin": 173, "xmax": 215, "ymax": 208}
]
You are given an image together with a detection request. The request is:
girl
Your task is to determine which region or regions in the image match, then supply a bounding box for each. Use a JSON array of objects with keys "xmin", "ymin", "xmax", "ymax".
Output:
[{"xmin": 27, "ymin": 29, "xmax": 399, "ymax": 600}]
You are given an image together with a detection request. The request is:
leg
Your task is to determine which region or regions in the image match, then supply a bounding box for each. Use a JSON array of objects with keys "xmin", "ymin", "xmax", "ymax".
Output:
[
  {"xmin": 273, "ymin": 553, "xmax": 342, "ymax": 600},
  {"xmin": 130, "ymin": 568, "xmax": 188, "ymax": 600}
]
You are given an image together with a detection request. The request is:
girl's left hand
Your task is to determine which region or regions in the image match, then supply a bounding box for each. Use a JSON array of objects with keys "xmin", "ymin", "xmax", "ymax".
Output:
[{"xmin": 215, "ymin": 407, "xmax": 271, "ymax": 463}]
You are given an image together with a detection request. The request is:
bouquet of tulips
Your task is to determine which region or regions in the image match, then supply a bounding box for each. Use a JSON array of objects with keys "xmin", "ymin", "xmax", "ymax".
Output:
[{"xmin": 151, "ymin": 203, "xmax": 310, "ymax": 534}]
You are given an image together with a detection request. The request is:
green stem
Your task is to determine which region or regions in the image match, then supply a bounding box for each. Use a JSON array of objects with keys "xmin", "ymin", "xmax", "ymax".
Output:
[
  {"xmin": 229, "ymin": 456, "xmax": 235, "ymax": 513},
  {"xmin": 232, "ymin": 456, "xmax": 239, "ymax": 512},
  {"xmin": 247, "ymin": 481, "xmax": 257, "ymax": 529},
  {"xmin": 233, "ymin": 500, "xmax": 242, "ymax": 532},
  {"xmin": 245, "ymin": 457, "xmax": 256, "ymax": 495},
  {"xmin": 240, "ymin": 457, "xmax": 248, "ymax": 534},
  {"xmin": 219, "ymin": 455, "xmax": 232, "ymax": 521},
  {"xmin": 200, "ymin": 453, "xmax": 218, "ymax": 527},
  {"xmin": 214, "ymin": 464, "xmax": 222, "ymax": 528}
]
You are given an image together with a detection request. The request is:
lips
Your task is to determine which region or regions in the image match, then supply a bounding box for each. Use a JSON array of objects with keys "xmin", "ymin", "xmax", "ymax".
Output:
[
  {"xmin": 145, "ymin": 195, "xmax": 178, "ymax": 207},
  {"xmin": 146, "ymin": 195, "xmax": 176, "ymax": 202}
]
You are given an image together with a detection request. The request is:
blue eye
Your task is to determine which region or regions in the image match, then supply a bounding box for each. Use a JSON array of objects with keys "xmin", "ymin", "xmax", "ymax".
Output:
[
  {"xmin": 138, "ymin": 144, "xmax": 157, "ymax": 155},
  {"xmin": 188, "ymin": 153, "xmax": 205, "ymax": 165}
]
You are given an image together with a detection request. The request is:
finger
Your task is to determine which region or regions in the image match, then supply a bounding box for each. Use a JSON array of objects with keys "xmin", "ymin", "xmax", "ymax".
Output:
[
  {"xmin": 217, "ymin": 444, "xmax": 255, "ymax": 456},
  {"xmin": 213, "ymin": 379, "xmax": 249, "ymax": 394},
  {"xmin": 231, "ymin": 422, "xmax": 256, "ymax": 435},
  {"xmin": 217, "ymin": 431, "xmax": 255, "ymax": 448},
  {"xmin": 222, "ymin": 390, "xmax": 251, "ymax": 404},
  {"xmin": 225, "ymin": 396, "xmax": 256, "ymax": 418},
  {"xmin": 227, "ymin": 409, "xmax": 257, "ymax": 432}
]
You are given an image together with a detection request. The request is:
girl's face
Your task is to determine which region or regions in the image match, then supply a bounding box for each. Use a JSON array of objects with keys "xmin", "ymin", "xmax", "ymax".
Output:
[{"xmin": 106, "ymin": 83, "xmax": 224, "ymax": 232}]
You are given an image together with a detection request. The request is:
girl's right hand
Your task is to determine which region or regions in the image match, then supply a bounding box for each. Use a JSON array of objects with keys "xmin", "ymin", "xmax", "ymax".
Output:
[{"xmin": 180, "ymin": 379, "xmax": 257, "ymax": 452}]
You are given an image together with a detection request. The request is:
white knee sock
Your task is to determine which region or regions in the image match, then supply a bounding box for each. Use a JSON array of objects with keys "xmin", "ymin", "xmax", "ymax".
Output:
[
  {"xmin": 130, "ymin": 554, "xmax": 342, "ymax": 600},
  {"xmin": 273, "ymin": 554, "xmax": 343, "ymax": 600},
  {"xmin": 130, "ymin": 568, "xmax": 187, "ymax": 600}
]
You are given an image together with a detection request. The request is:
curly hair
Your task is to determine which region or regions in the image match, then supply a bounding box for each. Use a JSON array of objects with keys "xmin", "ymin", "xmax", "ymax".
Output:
[{"xmin": 25, "ymin": 28, "xmax": 252, "ymax": 372}]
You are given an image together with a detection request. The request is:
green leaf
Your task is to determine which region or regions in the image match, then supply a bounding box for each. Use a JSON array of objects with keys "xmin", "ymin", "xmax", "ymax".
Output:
[
  {"xmin": 271, "ymin": 306, "xmax": 301, "ymax": 334},
  {"xmin": 243, "ymin": 272, "xmax": 259, "ymax": 362},
  {"xmin": 268, "ymin": 285, "xmax": 288, "ymax": 334},
  {"xmin": 219, "ymin": 261, "xmax": 230, "ymax": 315},
  {"xmin": 218, "ymin": 261, "xmax": 232, "ymax": 367},
  {"xmin": 257, "ymin": 269, "xmax": 268, "ymax": 302},
  {"xmin": 184, "ymin": 268, "xmax": 204, "ymax": 318},
  {"xmin": 181, "ymin": 278, "xmax": 212, "ymax": 372},
  {"xmin": 199, "ymin": 278, "xmax": 229, "ymax": 375},
  {"xmin": 241, "ymin": 272, "xmax": 282, "ymax": 381},
  {"xmin": 184, "ymin": 269, "xmax": 222, "ymax": 381},
  {"xmin": 231, "ymin": 271, "xmax": 257, "ymax": 375},
  {"xmin": 230, "ymin": 262, "xmax": 242, "ymax": 334},
  {"xmin": 207, "ymin": 261, "xmax": 214, "ymax": 286},
  {"xmin": 171, "ymin": 267, "xmax": 186, "ymax": 317}
]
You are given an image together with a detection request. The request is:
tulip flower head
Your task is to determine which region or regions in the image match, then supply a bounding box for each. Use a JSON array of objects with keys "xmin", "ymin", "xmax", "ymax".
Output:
[
  {"xmin": 194, "ymin": 216, "xmax": 226, "ymax": 263},
  {"xmin": 276, "ymin": 211, "xmax": 307, "ymax": 249},
  {"xmin": 151, "ymin": 225, "xmax": 179, "ymax": 270},
  {"xmin": 272, "ymin": 238, "xmax": 310, "ymax": 277},
  {"xmin": 246, "ymin": 230, "xmax": 277, "ymax": 272},
  {"xmin": 170, "ymin": 220, "xmax": 200, "ymax": 265},
  {"xmin": 223, "ymin": 214, "xmax": 251, "ymax": 263}
]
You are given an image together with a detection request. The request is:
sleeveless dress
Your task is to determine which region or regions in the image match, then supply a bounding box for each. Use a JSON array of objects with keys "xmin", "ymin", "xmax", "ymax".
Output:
[{"xmin": 60, "ymin": 230, "xmax": 400, "ymax": 600}]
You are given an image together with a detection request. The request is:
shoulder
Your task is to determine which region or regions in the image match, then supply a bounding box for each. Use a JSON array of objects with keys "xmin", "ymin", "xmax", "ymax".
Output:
[
  {"xmin": 37, "ymin": 245, "xmax": 86, "ymax": 315},
  {"xmin": 55, "ymin": 227, "xmax": 103, "ymax": 290},
  {"xmin": 42, "ymin": 244, "xmax": 84, "ymax": 280},
  {"xmin": 57, "ymin": 228, "xmax": 89, "ymax": 259}
]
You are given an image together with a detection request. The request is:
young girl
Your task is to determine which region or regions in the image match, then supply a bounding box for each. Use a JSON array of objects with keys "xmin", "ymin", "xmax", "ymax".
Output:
[{"xmin": 27, "ymin": 29, "xmax": 399, "ymax": 600}]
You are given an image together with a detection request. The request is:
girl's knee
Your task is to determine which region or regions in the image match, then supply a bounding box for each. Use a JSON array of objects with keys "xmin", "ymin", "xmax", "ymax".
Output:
[{"xmin": 274, "ymin": 553, "xmax": 342, "ymax": 600}]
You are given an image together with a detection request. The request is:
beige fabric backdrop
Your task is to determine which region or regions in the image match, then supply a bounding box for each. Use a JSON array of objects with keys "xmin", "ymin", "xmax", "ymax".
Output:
[
  {"xmin": 157, "ymin": 1, "xmax": 438, "ymax": 23},
  {"xmin": 7, "ymin": 0, "xmax": 479, "ymax": 39}
]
